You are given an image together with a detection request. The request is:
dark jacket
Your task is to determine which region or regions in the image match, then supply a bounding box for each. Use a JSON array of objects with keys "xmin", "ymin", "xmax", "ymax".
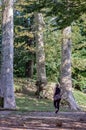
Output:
[
  {"xmin": 54, "ymin": 87, "xmax": 60, "ymax": 95},
  {"xmin": 53, "ymin": 87, "xmax": 61, "ymax": 100}
]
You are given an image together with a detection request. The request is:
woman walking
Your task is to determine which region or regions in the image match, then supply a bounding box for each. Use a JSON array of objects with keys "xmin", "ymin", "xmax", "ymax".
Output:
[{"xmin": 53, "ymin": 83, "xmax": 61, "ymax": 113}]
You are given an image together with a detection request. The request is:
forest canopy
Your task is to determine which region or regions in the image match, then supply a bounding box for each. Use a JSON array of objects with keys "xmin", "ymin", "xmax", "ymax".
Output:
[{"xmin": 0, "ymin": 0, "xmax": 86, "ymax": 91}]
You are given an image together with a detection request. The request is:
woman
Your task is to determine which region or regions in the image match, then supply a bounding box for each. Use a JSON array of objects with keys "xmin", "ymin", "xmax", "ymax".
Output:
[{"xmin": 53, "ymin": 83, "xmax": 61, "ymax": 113}]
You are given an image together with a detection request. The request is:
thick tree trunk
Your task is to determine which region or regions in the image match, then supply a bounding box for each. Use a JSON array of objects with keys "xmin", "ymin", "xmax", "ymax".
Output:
[
  {"xmin": 60, "ymin": 26, "xmax": 80, "ymax": 110},
  {"xmin": 0, "ymin": 1, "xmax": 3, "ymax": 107},
  {"xmin": 34, "ymin": 13, "xmax": 47, "ymax": 98},
  {"xmin": 0, "ymin": 0, "xmax": 16, "ymax": 108}
]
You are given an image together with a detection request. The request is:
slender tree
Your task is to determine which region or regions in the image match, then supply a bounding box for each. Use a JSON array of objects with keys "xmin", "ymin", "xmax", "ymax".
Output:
[
  {"xmin": 60, "ymin": 26, "xmax": 79, "ymax": 110},
  {"xmin": 0, "ymin": 0, "xmax": 16, "ymax": 108},
  {"xmin": 34, "ymin": 13, "xmax": 47, "ymax": 97}
]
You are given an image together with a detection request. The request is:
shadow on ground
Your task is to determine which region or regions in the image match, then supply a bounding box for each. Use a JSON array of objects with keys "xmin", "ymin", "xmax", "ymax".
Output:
[{"xmin": 0, "ymin": 111, "xmax": 86, "ymax": 130}]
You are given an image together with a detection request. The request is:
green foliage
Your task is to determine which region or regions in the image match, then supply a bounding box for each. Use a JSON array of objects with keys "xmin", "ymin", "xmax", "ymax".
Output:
[
  {"xmin": 14, "ymin": 0, "xmax": 35, "ymax": 77},
  {"xmin": 14, "ymin": 84, "xmax": 23, "ymax": 93},
  {"xmin": 72, "ymin": 75, "xmax": 86, "ymax": 91},
  {"xmin": 39, "ymin": 0, "xmax": 86, "ymax": 29},
  {"xmin": 44, "ymin": 26, "xmax": 61, "ymax": 81},
  {"xmin": 72, "ymin": 14, "xmax": 86, "ymax": 90}
]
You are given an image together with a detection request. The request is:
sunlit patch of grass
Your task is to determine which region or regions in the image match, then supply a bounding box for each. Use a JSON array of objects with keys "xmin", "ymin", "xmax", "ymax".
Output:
[
  {"xmin": 16, "ymin": 93, "xmax": 54, "ymax": 112},
  {"xmin": 73, "ymin": 90, "xmax": 86, "ymax": 111}
]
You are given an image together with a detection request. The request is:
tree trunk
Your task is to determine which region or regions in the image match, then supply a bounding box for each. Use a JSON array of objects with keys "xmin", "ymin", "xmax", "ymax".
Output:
[
  {"xmin": 25, "ymin": 60, "xmax": 33, "ymax": 78},
  {"xmin": 0, "ymin": 0, "xmax": 16, "ymax": 108},
  {"xmin": 34, "ymin": 13, "xmax": 47, "ymax": 98},
  {"xmin": 60, "ymin": 26, "xmax": 80, "ymax": 110}
]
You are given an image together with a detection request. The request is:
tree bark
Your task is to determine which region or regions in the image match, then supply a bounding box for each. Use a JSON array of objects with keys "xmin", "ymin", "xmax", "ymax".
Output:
[
  {"xmin": 34, "ymin": 13, "xmax": 47, "ymax": 98},
  {"xmin": 60, "ymin": 26, "xmax": 80, "ymax": 110},
  {"xmin": 0, "ymin": 0, "xmax": 16, "ymax": 108}
]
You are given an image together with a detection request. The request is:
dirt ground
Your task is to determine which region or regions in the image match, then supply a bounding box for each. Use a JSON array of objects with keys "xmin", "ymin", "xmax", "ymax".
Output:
[{"xmin": 0, "ymin": 111, "xmax": 86, "ymax": 130}]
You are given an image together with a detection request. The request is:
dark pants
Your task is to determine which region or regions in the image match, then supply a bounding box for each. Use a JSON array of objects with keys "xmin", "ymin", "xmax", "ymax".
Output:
[{"xmin": 54, "ymin": 99, "xmax": 61, "ymax": 111}]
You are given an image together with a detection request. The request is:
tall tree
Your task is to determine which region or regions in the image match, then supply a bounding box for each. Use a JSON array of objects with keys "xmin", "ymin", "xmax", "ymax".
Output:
[
  {"xmin": 60, "ymin": 26, "xmax": 79, "ymax": 110},
  {"xmin": 0, "ymin": 0, "xmax": 16, "ymax": 108},
  {"xmin": 34, "ymin": 13, "xmax": 47, "ymax": 97}
]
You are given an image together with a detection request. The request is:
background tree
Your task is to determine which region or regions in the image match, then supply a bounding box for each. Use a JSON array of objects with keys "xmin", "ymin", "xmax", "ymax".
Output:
[{"xmin": 34, "ymin": 13, "xmax": 47, "ymax": 97}]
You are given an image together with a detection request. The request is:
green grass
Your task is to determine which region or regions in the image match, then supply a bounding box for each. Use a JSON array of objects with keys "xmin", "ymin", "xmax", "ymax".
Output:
[
  {"xmin": 73, "ymin": 89, "xmax": 86, "ymax": 111},
  {"xmin": 15, "ymin": 90, "xmax": 86, "ymax": 112},
  {"xmin": 14, "ymin": 79, "xmax": 86, "ymax": 112},
  {"xmin": 16, "ymin": 93, "xmax": 54, "ymax": 112}
]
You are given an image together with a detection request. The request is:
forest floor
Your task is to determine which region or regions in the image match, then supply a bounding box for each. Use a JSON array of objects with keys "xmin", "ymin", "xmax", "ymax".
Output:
[
  {"xmin": 0, "ymin": 79, "xmax": 86, "ymax": 129},
  {"xmin": 0, "ymin": 111, "xmax": 86, "ymax": 130}
]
